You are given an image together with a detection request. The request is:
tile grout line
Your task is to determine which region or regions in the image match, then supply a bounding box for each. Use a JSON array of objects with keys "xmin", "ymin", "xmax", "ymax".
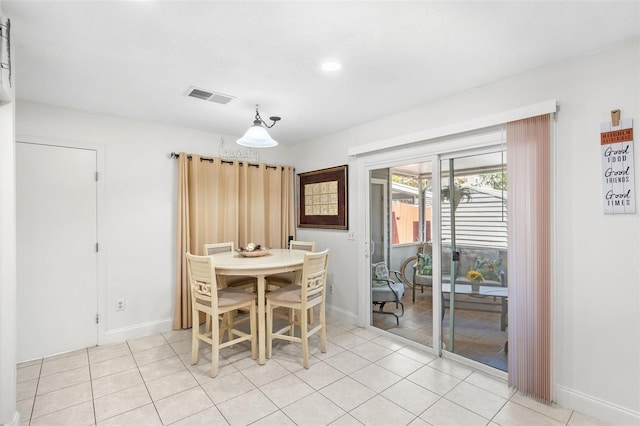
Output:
[
  {"xmin": 27, "ymin": 357, "xmax": 43, "ymax": 426},
  {"xmin": 163, "ymin": 331, "xmax": 233, "ymax": 426},
  {"xmin": 86, "ymin": 347, "xmax": 98, "ymax": 426},
  {"xmin": 23, "ymin": 320, "xmax": 581, "ymax": 426},
  {"xmin": 127, "ymin": 337, "xmax": 170, "ymax": 426},
  {"xmin": 29, "ymin": 351, "xmax": 93, "ymax": 424}
]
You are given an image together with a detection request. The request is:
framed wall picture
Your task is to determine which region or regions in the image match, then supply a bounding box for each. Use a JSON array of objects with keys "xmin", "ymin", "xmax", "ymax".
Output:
[{"xmin": 297, "ymin": 165, "xmax": 348, "ymax": 230}]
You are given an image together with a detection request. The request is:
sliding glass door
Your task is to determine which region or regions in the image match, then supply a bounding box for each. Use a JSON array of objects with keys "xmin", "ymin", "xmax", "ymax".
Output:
[
  {"xmin": 363, "ymin": 130, "xmax": 508, "ymax": 372},
  {"xmin": 440, "ymin": 149, "xmax": 508, "ymax": 371},
  {"xmin": 370, "ymin": 163, "xmax": 434, "ymax": 348}
]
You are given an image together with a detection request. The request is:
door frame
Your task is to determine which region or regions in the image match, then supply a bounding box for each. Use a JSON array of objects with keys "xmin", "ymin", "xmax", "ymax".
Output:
[
  {"xmin": 356, "ymin": 128, "xmax": 504, "ymax": 359},
  {"xmin": 370, "ymin": 177, "xmax": 389, "ymax": 266},
  {"xmin": 17, "ymin": 135, "xmax": 106, "ymax": 346}
]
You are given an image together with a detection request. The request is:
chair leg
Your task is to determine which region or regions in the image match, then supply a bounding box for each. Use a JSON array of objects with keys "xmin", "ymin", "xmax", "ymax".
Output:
[
  {"xmin": 226, "ymin": 312, "xmax": 235, "ymax": 341},
  {"xmin": 211, "ymin": 317, "xmax": 220, "ymax": 378},
  {"xmin": 289, "ymin": 308, "xmax": 295, "ymax": 337},
  {"xmin": 218, "ymin": 314, "xmax": 227, "ymax": 344},
  {"xmin": 309, "ymin": 306, "xmax": 315, "ymax": 325},
  {"xmin": 266, "ymin": 300, "xmax": 273, "ymax": 359},
  {"xmin": 301, "ymin": 307, "xmax": 309, "ymax": 369},
  {"xmin": 191, "ymin": 310, "xmax": 200, "ymax": 365},
  {"xmin": 320, "ymin": 302, "xmax": 327, "ymax": 353},
  {"xmin": 250, "ymin": 303, "xmax": 257, "ymax": 360}
]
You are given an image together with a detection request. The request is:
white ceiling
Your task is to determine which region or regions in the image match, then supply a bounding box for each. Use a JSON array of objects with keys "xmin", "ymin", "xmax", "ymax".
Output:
[{"xmin": 3, "ymin": 1, "xmax": 639, "ymax": 145}]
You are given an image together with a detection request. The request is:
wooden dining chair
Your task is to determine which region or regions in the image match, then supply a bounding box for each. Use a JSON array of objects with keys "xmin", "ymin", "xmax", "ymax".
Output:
[
  {"xmin": 266, "ymin": 240, "xmax": 316, "ymax": 289},
  {"xmin": 266, "ymin": 240, "xmax": 318, "ymax": 324},
  {"xmin": 266, "ymin": 249, "xmax": 329, "ymax": 369},
  {"xmin": 203, "ymin": 242, "xmax": 257, "ymax": 292},
  {"xmin": 186, "ymin": 253, "xmax": 257, "ymax": 377}
]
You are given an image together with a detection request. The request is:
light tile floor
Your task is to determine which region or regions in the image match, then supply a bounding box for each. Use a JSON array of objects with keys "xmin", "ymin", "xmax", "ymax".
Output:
[{"xmin": 17, "ymin": 316, "xmax": 608, "ymax": 426}]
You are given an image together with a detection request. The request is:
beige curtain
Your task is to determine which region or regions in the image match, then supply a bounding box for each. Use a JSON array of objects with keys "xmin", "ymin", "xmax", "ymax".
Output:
[
  {"xmin": 506, "ymin": 114, "xmax": 552, "ymax": 402},
  {"xmin": 173, "ymin": 153, "xmax": 295, "ymax": 329}
]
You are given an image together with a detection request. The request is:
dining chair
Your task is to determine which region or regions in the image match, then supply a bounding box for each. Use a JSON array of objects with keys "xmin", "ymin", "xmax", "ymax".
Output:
[
  {"xmin": 203, "ymin": 242, "xmax": 257, "ymax": 292},
  {"xmin": 186, "ymin": 253, "xmax": 257, "ymax": 377},
  {"xmin": 266, "ymin": 249, "xmax": 329, "ymax": 369},
  {"xmin": 266, "ymin": 240, "xmax": 318, "ymax": 324},
  {"xmin": 266, "ymin": 240, "xmax": 316, "ymax": 289}
]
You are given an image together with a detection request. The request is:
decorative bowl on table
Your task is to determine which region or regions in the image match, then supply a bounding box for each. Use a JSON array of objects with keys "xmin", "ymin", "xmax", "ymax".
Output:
[{"xmin": 236, "ymin": 243, "xmax": 270, "ymax": 257}]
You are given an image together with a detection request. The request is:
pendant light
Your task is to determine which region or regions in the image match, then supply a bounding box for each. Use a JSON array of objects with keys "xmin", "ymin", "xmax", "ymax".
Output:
[{"xmin": 237, "ymin": 104, "xmax": 281, "ymax": 148}]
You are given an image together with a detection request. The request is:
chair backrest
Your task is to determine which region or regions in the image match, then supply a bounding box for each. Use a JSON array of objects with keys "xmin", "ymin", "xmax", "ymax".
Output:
[
  {"xmin": 290, "ymin": 240, "xmax": 315, "ymax": 251},
  {"xmin": 203, "ymin": 242, "xmax": 234, "ymax": 256},
  {"xmin": 372, "ymin": 261, "xmax": 390, "ymax": 282},
  {"xmin": 300, "ymin": 249, "xmax": 329, "ymax": 302},
  {"xmin": 418, "ymin": 243, "xmax": 432, "ymax": 255},
  {"xmin": 185, "ymin": 253, "xmax": 218, "ymax": 310}
]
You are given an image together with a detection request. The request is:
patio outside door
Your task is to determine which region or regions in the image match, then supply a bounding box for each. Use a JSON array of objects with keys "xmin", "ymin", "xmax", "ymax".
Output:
[
  {"xmin": 370, "ymin": 164, "xmax": 435, "ymax": 348},
  {"xmin": 440, "ymin": 149, "xmax": 508, "ymax": 371}
]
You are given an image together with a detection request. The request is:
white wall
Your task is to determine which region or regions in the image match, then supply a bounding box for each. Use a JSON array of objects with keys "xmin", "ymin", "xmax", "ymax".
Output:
[
  {"xmin": 288, "ymin": 38, "xmax": 640, "ymax": 424},
  {"xmin": 15, "ymin": 102, "xmax": 289, "ymax": 345}
]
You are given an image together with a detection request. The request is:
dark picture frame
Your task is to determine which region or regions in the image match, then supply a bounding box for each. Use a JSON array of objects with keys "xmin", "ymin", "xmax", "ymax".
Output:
[{"xmin": 297, "ymin": 165, "xmax": 348, "ymax": 230}]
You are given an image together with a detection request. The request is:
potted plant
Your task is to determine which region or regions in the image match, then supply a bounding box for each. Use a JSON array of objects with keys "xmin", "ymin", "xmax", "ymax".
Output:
[
  {"xmin": 441, "ymin": 182, "xmax": 472, "ymax": 213},
  {"xmin": 466, "ymin": 270, "xmax": 484, "ymax": 292}
]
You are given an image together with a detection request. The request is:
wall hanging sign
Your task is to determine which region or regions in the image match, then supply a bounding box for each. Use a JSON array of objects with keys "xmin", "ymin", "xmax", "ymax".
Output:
[
  {"xmin": 297, "ymin": 165, "xmax": 348, "ymax": 229},
  {"xmin": 218, "ymin": 137, "xmax": 258, "ymax": 161},
  {"xmin": 600, "ymin": 110, "xmax": 635, "ymax": 214}
]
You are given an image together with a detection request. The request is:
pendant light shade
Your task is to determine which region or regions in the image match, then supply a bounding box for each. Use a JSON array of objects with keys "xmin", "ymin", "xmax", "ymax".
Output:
[
  {"xmin": 237, "ymin": 121, "xmax": 278, "ymax": 147},
  {"xmin": 237, "ymin": 105, "xmax": 281, "ymax": 148}
]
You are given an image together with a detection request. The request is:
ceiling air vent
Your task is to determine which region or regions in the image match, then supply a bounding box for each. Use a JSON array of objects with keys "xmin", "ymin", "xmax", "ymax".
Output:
[{"xmin": 184, "ymin": 86, "xmax": 236, "ymax": 104}]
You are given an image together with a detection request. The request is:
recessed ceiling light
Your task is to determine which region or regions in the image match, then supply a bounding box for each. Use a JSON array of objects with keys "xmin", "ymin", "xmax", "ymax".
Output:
[{"xmin": 321, "ymin": 61, "xmax": 342, "ymax": 72}]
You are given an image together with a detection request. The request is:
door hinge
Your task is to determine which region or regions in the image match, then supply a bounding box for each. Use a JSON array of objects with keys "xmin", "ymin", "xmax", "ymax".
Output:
[
  {"xmin": 95, "ymin": 172, "xmax": 99, "ymax": 181},
  {"xmin": 95, "ymin": 314, "xmax": 99, "ymax": 324},
  {"xmin": 96, "ymin": 243, "xmax": 99, "ymax": 252}
]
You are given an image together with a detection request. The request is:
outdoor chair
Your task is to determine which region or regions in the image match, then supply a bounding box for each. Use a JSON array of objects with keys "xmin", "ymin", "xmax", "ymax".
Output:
[{"xmin": 371, "ymin": 261, "xmax": 405, "ymax": 326}]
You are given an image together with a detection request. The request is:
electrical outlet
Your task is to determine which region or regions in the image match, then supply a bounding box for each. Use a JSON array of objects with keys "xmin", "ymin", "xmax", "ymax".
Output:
[
  {"xmin": 116, "ymin": 298, "xmax": 125, "ymax": 311},
  {"xmin": 347, "ymin": 231, "xmax": 355, "ymax": 240},
  {"xmin": 329, "ymin": 284, "xmax": 334, "ymax": 294}
]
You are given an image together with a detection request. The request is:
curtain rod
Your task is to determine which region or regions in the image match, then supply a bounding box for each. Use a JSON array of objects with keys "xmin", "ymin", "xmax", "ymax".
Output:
[{"xmin": 169, "ymin": 152, "xmax": 281, "ymax": 170}]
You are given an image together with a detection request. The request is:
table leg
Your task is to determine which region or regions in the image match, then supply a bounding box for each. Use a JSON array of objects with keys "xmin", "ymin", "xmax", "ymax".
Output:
[
  {"xmin": 501, "ymin": 298, "xmax": 508, "ymax": 331},
  {"xmin": 257, "ymin": 275, "xmax": 266, "ymax": 364}
]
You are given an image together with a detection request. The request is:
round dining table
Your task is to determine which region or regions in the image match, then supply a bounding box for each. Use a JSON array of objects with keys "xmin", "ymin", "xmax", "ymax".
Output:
[{"xmin": 208, "ymin": 248, "xmax": 307, "ymax": 364}]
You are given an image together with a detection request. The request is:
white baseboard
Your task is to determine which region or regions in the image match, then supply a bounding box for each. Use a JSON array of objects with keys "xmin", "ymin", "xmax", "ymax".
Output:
[
  {"xmin": 556, "ymin": 384, "xmax": 640, "ymax": 425},
  {"xmin": 5, "ymin": 411, "xmax": 20, "ymax": 426},
  {"xmin": 326, "ymin": 305, "xmax": 361, "ymax": 326},
  {"xmin": 101, "ymin": 318, "xmax": 173, "ymax": 345}
]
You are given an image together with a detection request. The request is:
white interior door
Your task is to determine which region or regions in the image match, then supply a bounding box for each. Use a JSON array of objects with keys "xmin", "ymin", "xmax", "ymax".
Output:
[{"xmin": 17, "ymin": 142, "xmax": 98, "ymax": 361}]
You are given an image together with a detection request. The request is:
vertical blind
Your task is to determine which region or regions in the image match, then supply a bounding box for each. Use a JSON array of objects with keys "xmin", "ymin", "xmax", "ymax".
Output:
[{"xmin": 507, "ymin": 114, "xmax": 552, "ymax": 402}]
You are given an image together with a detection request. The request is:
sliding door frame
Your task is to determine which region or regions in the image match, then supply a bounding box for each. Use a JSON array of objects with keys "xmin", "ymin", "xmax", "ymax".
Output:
[{"xmin": 356, "ymin": 128, "xmax": 505, "ymax": 359}]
